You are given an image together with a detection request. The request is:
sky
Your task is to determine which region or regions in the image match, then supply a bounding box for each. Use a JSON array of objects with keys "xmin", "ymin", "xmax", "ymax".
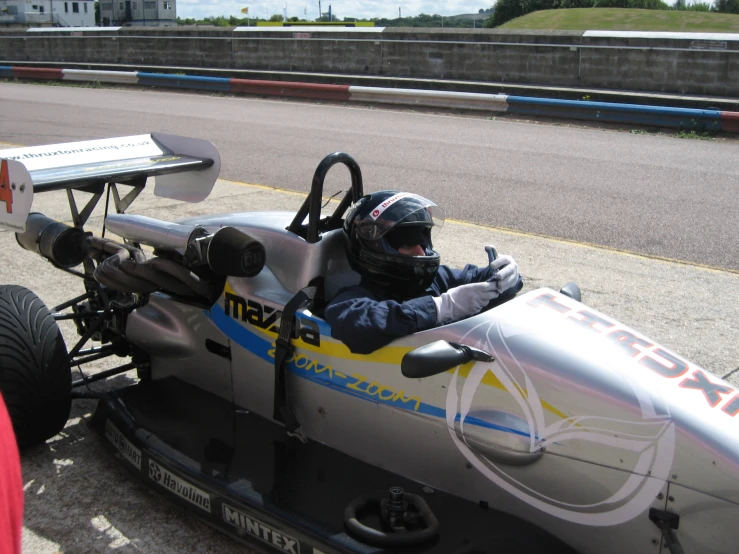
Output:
[{"xmin": 176, "ymin": 0, "xmax": 492, "ymax": 21}]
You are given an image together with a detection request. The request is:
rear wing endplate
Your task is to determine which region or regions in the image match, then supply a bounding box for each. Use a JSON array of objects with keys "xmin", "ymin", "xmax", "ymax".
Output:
[{"xmin": 0, "ymin": 133, "xmax": 220, "ymax": 232}]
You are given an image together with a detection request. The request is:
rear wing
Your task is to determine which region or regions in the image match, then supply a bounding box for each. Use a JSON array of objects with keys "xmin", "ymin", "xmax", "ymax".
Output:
[{"xmin": 0, "ymin": 133, "xmax": 220, "ymax": 232}]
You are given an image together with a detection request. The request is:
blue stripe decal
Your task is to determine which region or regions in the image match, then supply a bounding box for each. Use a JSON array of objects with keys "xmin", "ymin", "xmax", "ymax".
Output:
[
  {"xmin": 208, "ymin": 304, "xmax": 532, "ymax": 439},
  {"xmin": 302, "ymin": 312, "xmax": 332, "ymax": 337},
  {"xmin": 0, "ymin": 66, "xmax": 13, "ymax": 78},
  {"xmin": 210, "ymin": 305, "xmax": 274, "ymax": 364}
]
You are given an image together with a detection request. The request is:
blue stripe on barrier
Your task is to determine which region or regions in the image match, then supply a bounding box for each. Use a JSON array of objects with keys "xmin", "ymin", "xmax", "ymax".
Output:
[
  {"xmin": 0, "ymin": 66, "xmax": 13, "ymax": 78},
  {"xmin": 137, "ymin": 72, "xmax": 231, "ymax": 92},
  {"xmin": 506, "ymin": 96, "xmax": 722, "ymax": 130}
]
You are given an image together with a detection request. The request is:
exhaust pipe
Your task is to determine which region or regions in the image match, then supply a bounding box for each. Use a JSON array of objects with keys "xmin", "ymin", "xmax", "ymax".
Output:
[
  {"xmin": 105, "ymin": 213, "xmax": 200, "ymax": 252},
  {"xmin": 16, "ymin": 213, "xmax": 89, "ymax": 268}
]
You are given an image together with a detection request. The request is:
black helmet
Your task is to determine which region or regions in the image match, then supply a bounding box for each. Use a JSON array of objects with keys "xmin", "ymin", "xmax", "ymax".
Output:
[{"xmin": 343, "ymin": 191, "xmax": 445, "ymax": 294}]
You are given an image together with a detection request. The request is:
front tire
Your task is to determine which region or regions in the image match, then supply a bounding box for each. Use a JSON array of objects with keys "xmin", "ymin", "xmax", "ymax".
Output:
[{"xmin": 0, "ymin": 285, "xmax": 72, "ymax": 448}]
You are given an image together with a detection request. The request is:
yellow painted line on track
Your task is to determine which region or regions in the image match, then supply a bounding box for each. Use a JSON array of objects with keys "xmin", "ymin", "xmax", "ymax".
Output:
[
  {"xmin": 224, "ymin": 178, "xmax": 310, "ymax": 197},
  {"xmin": 220, "ymin": 177, "xmax": 739, "ymax": 276},
  {"xmin": 448, "ymin": 218, "xmax": 739, "ymax": 275}
]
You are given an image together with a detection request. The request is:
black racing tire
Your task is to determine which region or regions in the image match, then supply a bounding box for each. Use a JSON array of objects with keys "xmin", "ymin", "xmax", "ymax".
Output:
[{"xmin": 0, "ymin": 285, "xmax": 72, "ymax": 449}]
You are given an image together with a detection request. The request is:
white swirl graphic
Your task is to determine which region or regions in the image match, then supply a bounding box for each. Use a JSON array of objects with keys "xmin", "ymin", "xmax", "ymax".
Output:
[{"xmin": 446, "ymin": 317, "xmax": 675, "ymax": 526}]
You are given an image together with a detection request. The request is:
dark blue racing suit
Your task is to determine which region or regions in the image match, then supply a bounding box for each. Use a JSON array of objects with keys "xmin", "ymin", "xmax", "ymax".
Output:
[{"xmin": 324, "ymin": 264, "xmax": 523, "ymax": 354}]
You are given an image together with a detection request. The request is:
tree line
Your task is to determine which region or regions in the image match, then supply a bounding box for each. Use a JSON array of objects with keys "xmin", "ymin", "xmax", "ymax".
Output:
[
  {"xmin": 177, "ymin": 10, "xmax": 493, "ymax": 28},
  {"xmin": 176, "ymin": 2, "xmax": 738, "ymax": 29}
]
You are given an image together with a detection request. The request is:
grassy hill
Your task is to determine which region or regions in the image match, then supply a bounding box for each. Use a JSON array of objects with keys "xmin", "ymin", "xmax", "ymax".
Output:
[{"xmin": 500, "ymin": 8, "xmax": 739, "ymax": 32}]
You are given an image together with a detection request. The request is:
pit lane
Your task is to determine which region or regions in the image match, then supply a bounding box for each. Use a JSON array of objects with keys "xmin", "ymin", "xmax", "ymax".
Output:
[{"xmin": 1, "ymin": 83, "xmax": 737, "ymax": 554}]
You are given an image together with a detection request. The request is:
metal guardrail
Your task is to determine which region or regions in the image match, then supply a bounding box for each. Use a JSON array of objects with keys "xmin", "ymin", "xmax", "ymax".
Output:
[{"xmin": 2, "ymin": 64, "xmax": 737, "ymax": 133}]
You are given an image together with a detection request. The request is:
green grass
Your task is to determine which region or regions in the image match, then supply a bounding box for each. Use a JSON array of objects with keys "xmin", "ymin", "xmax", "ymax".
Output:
[
  {"xmin": 675, "ymin": 129, "xmax": 717, "ymax": 139},
  {"xmin": 500, "ymin": 8, "xmax": 739, "ymax": 32},
  {"xmin": 630, "ymin": 128, "xmax": 718, "ymax": 140}
]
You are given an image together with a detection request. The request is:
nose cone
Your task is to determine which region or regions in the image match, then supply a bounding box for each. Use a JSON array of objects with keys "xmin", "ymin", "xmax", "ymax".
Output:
[{"xmin": 445, "ymin": 287, "xmax": 739, "ymax": 524}]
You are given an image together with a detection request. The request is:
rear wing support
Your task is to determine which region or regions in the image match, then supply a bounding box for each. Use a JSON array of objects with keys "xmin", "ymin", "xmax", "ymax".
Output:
[
  {"xmin": 103, "ymin": 180, "xmax": 146, "ymax": 237},
  {"xmin": 67, "ymin": 183, "xmax": 105, "ymax": 229},
  {"xmin": 112, "ymin": 179, "xmax": 146, "ymax": 214}
]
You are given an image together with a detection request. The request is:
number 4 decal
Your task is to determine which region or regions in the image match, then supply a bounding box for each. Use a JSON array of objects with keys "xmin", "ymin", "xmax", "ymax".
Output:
[{"xmin": 0, "ymin": 160, "xmax": 12, "ymax": 214}]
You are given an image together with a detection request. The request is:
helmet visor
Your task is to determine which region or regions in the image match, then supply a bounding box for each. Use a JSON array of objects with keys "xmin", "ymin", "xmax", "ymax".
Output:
[{"xmin": 354, "ymin": 192, "xmax": 445, "ymax": 241}]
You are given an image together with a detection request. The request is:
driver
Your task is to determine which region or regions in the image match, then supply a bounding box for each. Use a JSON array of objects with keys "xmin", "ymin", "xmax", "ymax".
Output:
[{"xmin": 324, "ymin": 191, "xmax": 523, "ymax": 354}]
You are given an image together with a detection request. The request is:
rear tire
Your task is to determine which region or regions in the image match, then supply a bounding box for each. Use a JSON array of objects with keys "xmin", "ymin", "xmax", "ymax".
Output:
[{"xmin": 0, "ymin": 285, "xmax": 72, "ymax": 448}]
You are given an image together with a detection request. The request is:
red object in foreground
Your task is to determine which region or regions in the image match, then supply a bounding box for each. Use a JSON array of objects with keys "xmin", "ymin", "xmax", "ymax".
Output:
[{"xmin": 0, "ymin": 392, "xmax": 23, "ymax": 554}]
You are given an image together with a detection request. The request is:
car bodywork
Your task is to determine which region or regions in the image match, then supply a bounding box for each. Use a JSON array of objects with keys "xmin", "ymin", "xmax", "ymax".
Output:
[{"xmin": 1, "ymin": 134, "xmax": 737, "ymax": 554}]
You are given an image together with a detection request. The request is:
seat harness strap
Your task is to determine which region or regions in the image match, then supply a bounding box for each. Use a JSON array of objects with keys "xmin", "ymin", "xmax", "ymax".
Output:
[{"xmin": 273, "ymin": 278, "xmax": 324, "ymax": 441}]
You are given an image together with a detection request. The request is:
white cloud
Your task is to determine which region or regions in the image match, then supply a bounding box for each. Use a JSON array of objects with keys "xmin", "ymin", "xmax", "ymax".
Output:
[{"xmin": 176, "ymin": 0, "xmax": 492, "ymax": 21}]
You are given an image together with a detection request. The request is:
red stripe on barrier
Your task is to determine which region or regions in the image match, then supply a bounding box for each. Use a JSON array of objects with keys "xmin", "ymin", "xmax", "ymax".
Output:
[
  {"xmin": 230, "ymin": 79, "xmax": 350, "ymax": 101},
  {"xmin": 12, "ymin": 67, "xmax": 64, "ymax": 80},
  {"xmin": 720, "ymin": 112, "xmax": 739, "ymax": 133}
]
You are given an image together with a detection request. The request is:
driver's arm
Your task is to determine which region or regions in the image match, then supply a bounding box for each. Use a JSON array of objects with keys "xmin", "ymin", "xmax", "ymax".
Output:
[
  {"xmin": 324, "ymin": 287, "xmax": 438, "ymax": 355},
  {"xmin": 325, "ymin": 264, "xmax": 523, "ymax": 355},
  {"xmin": 434, "ymin": 265, "xmax": 523, "ymax": 296},
  {"xmin": 434, "ymin": 264, "xmax": 495, "ymax": 289}
]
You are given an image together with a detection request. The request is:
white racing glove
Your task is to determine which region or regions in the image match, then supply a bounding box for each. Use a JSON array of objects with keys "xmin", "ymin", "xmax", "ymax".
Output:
[
  {"xmin": 490, "ymin": 254, "xmax": 519, "ymax": 294},
  {"xmin": 433, "ymin": 281, "xmax": 499, "ymax": 325}
]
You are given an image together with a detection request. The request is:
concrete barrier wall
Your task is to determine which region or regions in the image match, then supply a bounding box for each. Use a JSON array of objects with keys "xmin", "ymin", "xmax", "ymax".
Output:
[
  {"xmin": 1, "ymin": 28, "xmax": 737, "ymax": 97},
  {"xmin": 580, "ymin": 40, "xmax": 736, "ymax": 94}
]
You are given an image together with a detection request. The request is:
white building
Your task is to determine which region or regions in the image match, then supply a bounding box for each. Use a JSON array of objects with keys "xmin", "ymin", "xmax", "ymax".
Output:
[
  {"xmin": 99, "ymin": 0, "xmax": 176, "ymax": 27},
  {"xmin": 0, "ymin": 0, "xmax": 96, "ymax": 27}
]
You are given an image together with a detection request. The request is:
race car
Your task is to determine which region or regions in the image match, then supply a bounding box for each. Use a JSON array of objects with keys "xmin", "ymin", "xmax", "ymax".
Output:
[{"xmin": 0, "ymin": 134, "xmax": 737, "ymax": 554}]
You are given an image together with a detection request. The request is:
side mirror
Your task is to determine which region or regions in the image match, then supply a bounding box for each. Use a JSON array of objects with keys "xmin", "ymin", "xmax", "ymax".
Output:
[
  {"xmin": 401, "ymin": 340, "xmax": 494, "ymax": 379},
  {"xmin": 559, "ymin": 282, "xmax": 582, "ymax": 302}
]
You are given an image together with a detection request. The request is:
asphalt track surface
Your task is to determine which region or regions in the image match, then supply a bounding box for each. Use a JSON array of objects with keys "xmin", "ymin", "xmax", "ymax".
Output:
[
  {"xmin": 0, "ymin": 82, "xmax": 737, "ymax": 271},
  {"xmin": 0, "ymin": 82, "xmax": 737, "ymax": 554}
]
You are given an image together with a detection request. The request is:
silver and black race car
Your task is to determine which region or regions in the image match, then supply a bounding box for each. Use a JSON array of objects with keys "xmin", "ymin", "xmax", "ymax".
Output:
[{"xmin": 1, "ymin": 134, "xmax": 736, "ymax": 554}]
